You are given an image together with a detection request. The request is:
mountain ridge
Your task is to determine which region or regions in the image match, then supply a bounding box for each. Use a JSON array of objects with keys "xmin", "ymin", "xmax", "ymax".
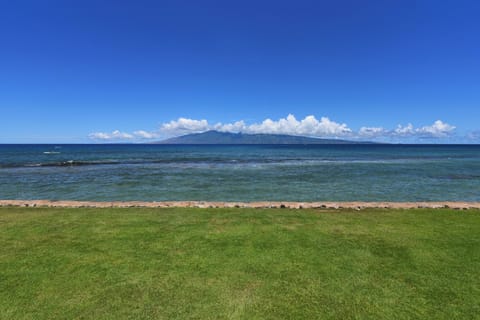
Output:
[{"xmin": 153, "ymin": 130, "xmax": 374, "ymax": 144}]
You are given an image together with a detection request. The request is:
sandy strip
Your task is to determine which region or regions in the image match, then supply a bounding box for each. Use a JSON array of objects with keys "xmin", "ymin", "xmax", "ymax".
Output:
[{"xmin": 1, "ymin": 200, "xmax": 480, "ymax": 209}]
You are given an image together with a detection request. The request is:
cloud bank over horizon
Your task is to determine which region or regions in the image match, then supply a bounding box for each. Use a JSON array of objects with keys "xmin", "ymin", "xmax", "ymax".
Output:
[{"xmin": 89, "ymin": 114, "xmax": 457, "ymax": 142}]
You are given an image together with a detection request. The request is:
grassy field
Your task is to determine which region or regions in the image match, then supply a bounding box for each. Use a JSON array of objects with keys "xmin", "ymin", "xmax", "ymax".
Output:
[{"xmin": 0, "ymin": 207, "xmax": 479, "ymax": 319}]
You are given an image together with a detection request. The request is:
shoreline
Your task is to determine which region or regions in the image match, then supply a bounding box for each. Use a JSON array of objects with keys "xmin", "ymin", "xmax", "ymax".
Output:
[{"xmin": 1, "ymin": 200, "xmax": 480, "ymax": 209}]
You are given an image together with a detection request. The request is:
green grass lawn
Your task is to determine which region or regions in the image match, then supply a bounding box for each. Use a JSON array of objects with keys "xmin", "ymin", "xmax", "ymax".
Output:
[{"xmin": 1, "ymin": 207, "xmax": 479, "ymax": 319}]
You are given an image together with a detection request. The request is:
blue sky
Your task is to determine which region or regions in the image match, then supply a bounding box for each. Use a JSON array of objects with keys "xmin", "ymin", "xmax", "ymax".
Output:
[{"xmin": 1, "ymin": 0, "xmax": 479, "ymax": 143}]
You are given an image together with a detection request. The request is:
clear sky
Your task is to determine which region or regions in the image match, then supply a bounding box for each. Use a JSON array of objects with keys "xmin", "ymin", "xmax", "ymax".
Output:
[{"xmin": 1, "ymin": 0, "xmax": 479, "ymax": 143}]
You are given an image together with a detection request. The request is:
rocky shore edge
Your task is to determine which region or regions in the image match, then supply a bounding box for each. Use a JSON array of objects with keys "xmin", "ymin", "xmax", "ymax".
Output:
[{"xmin": 1, "ymin": 200, "xmax": 480, "ymax": 210}]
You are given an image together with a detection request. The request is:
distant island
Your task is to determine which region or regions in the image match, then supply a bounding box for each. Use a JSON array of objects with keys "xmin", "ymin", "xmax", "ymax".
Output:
[{"xmin": 154, "ymin": 130, "xmax": 374, "ymax": 144}]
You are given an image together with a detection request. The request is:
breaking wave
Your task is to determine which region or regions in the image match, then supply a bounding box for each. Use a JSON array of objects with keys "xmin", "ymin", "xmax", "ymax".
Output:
[{"xmin": 0, "ymin": 157, "xmax": 449, "ymax": 169}]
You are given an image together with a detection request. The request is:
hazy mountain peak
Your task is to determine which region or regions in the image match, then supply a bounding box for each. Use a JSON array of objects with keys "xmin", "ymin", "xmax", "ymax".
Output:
[{"xmin": 154, "ymin": 130, "xmax": 373, "ymax": 144}]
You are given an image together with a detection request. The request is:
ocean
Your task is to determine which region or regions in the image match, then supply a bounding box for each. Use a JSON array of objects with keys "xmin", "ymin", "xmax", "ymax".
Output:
[{"xmin": 1, "ymin": 144, "xmax": 479, "ymax": 202}]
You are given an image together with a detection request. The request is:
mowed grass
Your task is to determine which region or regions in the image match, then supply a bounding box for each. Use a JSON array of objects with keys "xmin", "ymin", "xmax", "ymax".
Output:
[{"xmin": 0, "ymin": 207, "xmax": 479, "ymax": 319}]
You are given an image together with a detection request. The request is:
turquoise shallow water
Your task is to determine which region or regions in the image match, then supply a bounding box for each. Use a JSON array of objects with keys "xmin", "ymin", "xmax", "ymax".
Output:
[{"xmin": 1, "ymin": 144, "xmax": 479, "ymax": 201}]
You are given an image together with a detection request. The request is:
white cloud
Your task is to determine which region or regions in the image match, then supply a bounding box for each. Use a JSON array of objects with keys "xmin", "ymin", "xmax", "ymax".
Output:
[
  {"xmin": 243, "ymin": 114, "xmax": 352, "ymax": 137},
  {"xmin": 394, "ymin": 123, "xmax": 415, "ymax": 136},
  {"xmin": 88, "ymin": 130, "xmax": 134, "ymax": 140},
  {"xmin": 133, "ymin": 130, "xmax": 159, "ymax": 139},
  {"xmin": 417, "ymin": 120, "xmax": 456, "ymax": 137},
  {"xmin": 214, "ymin": 120, "xmax": 247, "ymax": 133},
  {"xmin": 358, "ymin": 127, "xmax": 387, "ymax": 138},
  {"xmin": 158, "ymin": 114, "xmax": 352, "ymax": 138},
  {"xmin": 88, "ymin": 115, "xmax": 458, "ymax": 142},
  {"xmin": 392, "ymin": 120, "xmax": 455, "ymax": 138},
  {"xmin": 88, "ymin": 132, "xmax": 111, "ymax": 140},
  {"xmin": 161, "ymin": 118, "xmax": 209, "ymax": 135}
]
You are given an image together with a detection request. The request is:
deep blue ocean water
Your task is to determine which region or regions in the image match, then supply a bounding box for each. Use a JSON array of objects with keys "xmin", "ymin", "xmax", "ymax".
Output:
[{"xmin": 1, "ymin": 144, "xmax": 479, "ymax": 201}]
